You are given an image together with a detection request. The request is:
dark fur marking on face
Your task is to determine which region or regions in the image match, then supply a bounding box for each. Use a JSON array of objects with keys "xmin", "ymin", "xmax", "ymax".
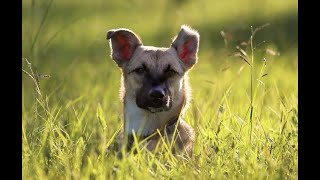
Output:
[
  {"xmin": 135, "ymin": 66, "xmax": 173, "ymax": 112},
  {"xmin": 144, "ymin": 66, "xmax": 176, "ymax": 85}
]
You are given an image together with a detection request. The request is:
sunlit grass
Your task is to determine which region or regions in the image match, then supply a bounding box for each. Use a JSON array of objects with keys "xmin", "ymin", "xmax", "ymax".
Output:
[{"xmin": 22, "ymin": 0, "xmax": 297, "ymax": 179}]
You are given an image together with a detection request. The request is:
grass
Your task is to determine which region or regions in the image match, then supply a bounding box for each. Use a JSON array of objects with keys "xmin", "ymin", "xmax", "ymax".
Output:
[{"xmin": 22, "ymin": 0, "xmax": 297, "ymax": 179}]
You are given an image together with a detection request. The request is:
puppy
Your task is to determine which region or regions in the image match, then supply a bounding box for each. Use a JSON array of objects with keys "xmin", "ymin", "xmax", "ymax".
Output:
[{"xmin": 106, "ymin": 25, "xmax": 199, "ymax": 155}]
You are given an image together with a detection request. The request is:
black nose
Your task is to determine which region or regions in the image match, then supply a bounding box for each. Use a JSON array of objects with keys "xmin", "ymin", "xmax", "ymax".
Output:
[{"xmin": 149, "ymin": 88, "xmax": 165, "ymax": 99}]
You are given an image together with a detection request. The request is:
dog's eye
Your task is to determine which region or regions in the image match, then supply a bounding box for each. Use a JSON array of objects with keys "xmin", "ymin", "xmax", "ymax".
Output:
[
  {"xmin": 134, "ymin": 67, "xmax": 146, "ymax": 75},
  {"xmin": 164, "ymin": 68, "xmax": 178, "ymax": 77},
  {"xmin": 167, "ymin": 69, "xmax": 177, "ymax": 73}
]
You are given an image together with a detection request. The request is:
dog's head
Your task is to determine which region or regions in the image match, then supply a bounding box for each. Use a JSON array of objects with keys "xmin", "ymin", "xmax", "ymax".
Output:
[{"xmin": 107, "ymin": 25, "xmax": 199, "ymax": 113}]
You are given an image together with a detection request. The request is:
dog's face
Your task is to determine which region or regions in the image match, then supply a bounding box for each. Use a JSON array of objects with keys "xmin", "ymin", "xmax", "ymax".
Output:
[
  {"xmin": 107, "ymin": 25, "xmax": 199, "ymax": 113},
  {"xmin": 124, "ymin": 47, "xmax": 185, "ymax": 113}
]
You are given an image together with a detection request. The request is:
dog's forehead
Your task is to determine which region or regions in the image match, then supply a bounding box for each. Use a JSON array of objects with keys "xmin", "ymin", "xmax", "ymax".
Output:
[{"xmin": 127, "ymin": 46, "xmax": 185, "ymax": 73}]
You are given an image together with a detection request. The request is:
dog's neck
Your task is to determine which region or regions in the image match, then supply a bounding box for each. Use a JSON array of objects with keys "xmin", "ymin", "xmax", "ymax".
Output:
[{"xmin": 123, "ymin": 94, "xmax": 185, "ymax": 138}]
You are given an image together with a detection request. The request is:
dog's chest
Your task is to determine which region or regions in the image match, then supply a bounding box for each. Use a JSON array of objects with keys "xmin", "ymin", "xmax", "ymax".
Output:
[{"xmin": 124, "ymin": 99, "xmax": 171, "ymax": 136}]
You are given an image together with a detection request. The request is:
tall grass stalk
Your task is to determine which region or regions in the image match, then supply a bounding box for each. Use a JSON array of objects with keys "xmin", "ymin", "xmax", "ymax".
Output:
[
  {"xmin": 249, "ymin": 26, "xmax": 254, "ymax": 143},
  {"xmin": 29, "ymin": 0, "xmax": 54, "ymax": 55},
  {"xmin": 246, "ymin": 23, "xmax": 270, "ymax": 143}
]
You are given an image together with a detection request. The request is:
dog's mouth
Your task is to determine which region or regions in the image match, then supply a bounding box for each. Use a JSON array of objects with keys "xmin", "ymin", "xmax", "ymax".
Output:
[
  {"xmin": 147, "ymin": 107, "xmax": 168, "ymax": 113},
  {"xmin": 136, "ymin": 96, "xmax": 172, "ymax": 113}
]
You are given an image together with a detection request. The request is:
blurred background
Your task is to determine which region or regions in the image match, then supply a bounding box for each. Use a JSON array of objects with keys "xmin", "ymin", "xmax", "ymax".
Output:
[
  {"xmin": 22, "ymin": 0, "xmax": 297, "ymax": 102},
  {"xmin": 23, "ymin": 0, "xmax": 298, "ymax": 122},
  {"xmin": 22, "ymin": 0, "xmax": 298, "ymax": 123}
]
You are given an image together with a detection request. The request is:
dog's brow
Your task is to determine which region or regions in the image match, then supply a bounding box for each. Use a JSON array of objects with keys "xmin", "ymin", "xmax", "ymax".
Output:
[
  {"xmin": 165, "ymin": 64, "xmax": 176, "ymax": 71},
  {"xmin": 142, "ymin": 63, "xmax": 147, "ymax": 70},
  {"xmin": 163, "ymin": 64, "xmax": 179, "ymax": 74},
  {"xmin": 164, "ymin": 64, "xmax": 171, "ymax": 72},
  {"xmin": 127, "ymin": 63, "xmax": 148, "ymax": 74}
]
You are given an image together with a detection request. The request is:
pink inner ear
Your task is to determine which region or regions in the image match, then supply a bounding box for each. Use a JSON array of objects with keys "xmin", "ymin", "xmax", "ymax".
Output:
[
  {"xmin": 179, "ymin": 40, "xmax": 192, "ymax": 62},
  {"xmin": 116, "ymin": 35, "xmax": 132, "ymax": 60}
]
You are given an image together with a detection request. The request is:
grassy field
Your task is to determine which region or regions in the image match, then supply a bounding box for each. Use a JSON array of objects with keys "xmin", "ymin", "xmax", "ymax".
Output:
[{"xmin": 22, "ymin": 0, "xmax": 298, "ymax": 179}]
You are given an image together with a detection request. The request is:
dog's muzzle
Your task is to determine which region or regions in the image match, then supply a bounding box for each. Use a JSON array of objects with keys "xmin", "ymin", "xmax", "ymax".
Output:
[{"xmin": 136, "ymin": 85, "xmax": 172, "ymax": 113}]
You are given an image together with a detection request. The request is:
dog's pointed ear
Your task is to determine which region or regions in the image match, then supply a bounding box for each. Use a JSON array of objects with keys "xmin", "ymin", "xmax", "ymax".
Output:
[
  {"xmin": 107, "ymin": 28, "xmax": 143, "ymax": 67},
  {"xmin": 171, "ymin": 25, "xmax": 200, "ymax": 69}
]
